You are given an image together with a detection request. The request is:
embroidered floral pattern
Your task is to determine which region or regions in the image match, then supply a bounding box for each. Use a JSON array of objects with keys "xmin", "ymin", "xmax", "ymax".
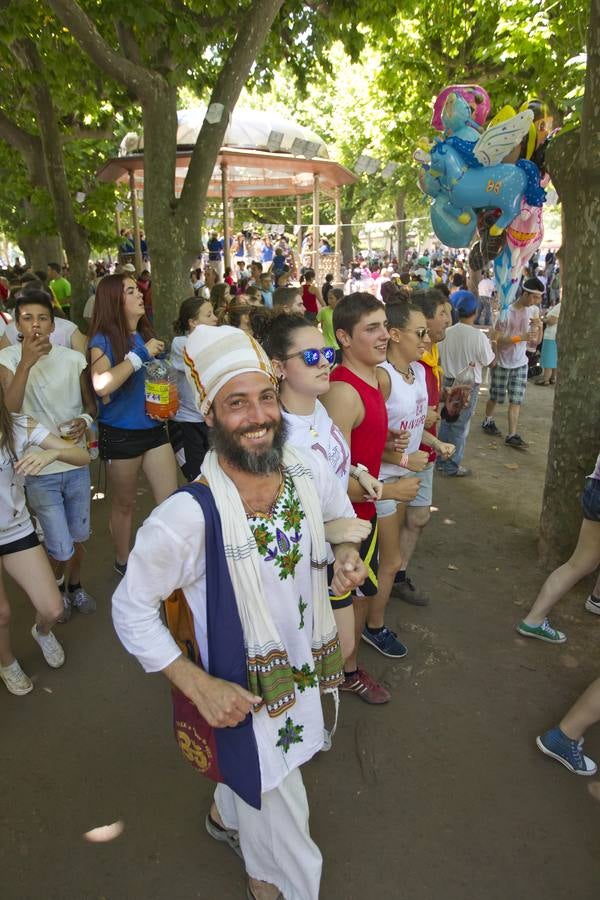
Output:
[
  {"xmin": 292, "ymin": 663, "xmax": 317, "ymax": 693},
  {"xmin": 298, "ymin": 595, "xmax": 307, "ymax": 629},
  {"xmin": 248, "ymin": 476, "xmax": 304, "ymax": 580},
  {"xmin": 276, "ymin": 716, "xmax": 304, "ymax": 753}
]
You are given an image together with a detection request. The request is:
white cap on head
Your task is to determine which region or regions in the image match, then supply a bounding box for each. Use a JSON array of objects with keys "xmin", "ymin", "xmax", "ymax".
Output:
[{"xmin": 184, "ymin": 325, "xmax": 276, "ymax": 415}]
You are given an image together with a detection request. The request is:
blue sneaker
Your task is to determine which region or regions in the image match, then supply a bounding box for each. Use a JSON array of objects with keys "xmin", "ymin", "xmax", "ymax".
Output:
[
  {"xmin": 361, "ymin": 625, "xmax": 407, "ymax": 658},
  {"xmin": 536, "ymin": 727, "xmax": 597, "ymax": 776}
]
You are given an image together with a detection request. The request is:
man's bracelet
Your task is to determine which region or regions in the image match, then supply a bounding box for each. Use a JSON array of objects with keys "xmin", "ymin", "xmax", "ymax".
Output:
[
  {"xmin": 400, "ymin": 452, "xmax": 409, "ymax": 468},
  {"xmin": 80, "ymin": 413, "xmax": 94, "ymax": 428}
]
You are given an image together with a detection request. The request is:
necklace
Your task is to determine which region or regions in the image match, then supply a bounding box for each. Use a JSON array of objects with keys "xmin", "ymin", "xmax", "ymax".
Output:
[
  {"xmin": 238, "ymin": 471, "xmax": 284, "ymax": 517},
  {"xmin": 281, "ymin": 401, "xmax": 319, "ymax": 438},
  {"xmin": 391, "ymin": 361, "xmax": 415, "ymax": 382}
]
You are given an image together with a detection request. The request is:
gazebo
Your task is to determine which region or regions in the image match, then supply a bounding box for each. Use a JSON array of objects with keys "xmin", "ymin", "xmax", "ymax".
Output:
[{"xmin": 96, "ymin": 106, "xmax": 357, "ymax": 279}]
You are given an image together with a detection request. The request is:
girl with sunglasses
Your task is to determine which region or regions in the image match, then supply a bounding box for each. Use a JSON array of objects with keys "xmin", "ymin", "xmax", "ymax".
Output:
[{"xmin": 263, "ymin": 314, "xmax": 377, "ymax": 660}]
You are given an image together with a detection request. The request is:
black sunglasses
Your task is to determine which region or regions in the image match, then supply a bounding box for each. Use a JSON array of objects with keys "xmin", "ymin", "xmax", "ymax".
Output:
[{"xmin": 283, "ymin": 347, "xmax": 336, "ymax": 366}]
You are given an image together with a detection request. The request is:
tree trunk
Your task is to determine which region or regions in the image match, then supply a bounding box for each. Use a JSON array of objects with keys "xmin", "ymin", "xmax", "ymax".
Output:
[
  {"xmin": 395, "ymin": 189, "xmax": 407, "ymax": 264},
  {"xmin": 539, "ymin": 0, "xmax": 600, "ymax": 568},
  {"xmin": 539, "ymin": 129, "xmax": 600, "ymax": 567},
  {"xmin": 149, "ymin": 227, "xmax": 193, "ymax": 342},
  {"xmin": 17, "ymin": 232, "xmax": 62, "ymax": 272}
]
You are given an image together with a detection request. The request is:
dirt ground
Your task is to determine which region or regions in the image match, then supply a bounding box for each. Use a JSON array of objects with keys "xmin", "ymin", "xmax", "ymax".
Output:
[{"xmin": 2, "ymin": 381, "xmax": 599, "ymax": 900}]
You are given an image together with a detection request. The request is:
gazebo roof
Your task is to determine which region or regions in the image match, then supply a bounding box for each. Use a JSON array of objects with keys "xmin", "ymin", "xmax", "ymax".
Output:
[{"xmin": 96, "ymin": 147, "xmax": 357, "ymax": 198}]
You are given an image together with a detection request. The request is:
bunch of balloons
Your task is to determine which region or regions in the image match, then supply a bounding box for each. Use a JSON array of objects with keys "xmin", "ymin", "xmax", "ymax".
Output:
[{"xmin": 415, "ymin": 85, "xmax": 553, "ymax": 318}]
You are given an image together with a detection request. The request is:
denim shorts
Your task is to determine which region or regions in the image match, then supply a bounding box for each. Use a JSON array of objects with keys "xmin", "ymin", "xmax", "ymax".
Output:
[
  {"xmin": 375, "ymin": 463, "xmax": 434, "ymax": 518},
  {"xmin": 25, "ymin": 467, "xmax": 91, "ymax": 561},
  {"xmin": 582, "ymin": 477, "xmax": 600, "ymax": 523}
]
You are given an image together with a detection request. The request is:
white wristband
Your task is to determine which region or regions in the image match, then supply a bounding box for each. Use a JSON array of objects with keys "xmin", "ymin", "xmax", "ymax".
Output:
[
  {"xmin": 125, "ymin": 350, "xmax": 143, "ymax": 372},
  {"xmin": 80, "ymin": 413, "xmax": 94, "ymax": 428}
]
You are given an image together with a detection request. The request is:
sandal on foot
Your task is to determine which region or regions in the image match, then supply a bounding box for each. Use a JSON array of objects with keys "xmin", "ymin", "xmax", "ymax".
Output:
[
  {"xmin": 205, "ymin": 813, "xmax": 243, "ymax": 859},
  {"xmin": 246, "ymin": 883, "xmax": 283, "ymax": 900},
  {"xmin": 534, "ymin": 378, "xmax": 550, "ymax": 386}
]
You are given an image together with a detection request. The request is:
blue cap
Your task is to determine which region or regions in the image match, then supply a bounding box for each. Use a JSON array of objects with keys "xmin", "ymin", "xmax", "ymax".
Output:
[{"xmin": 453, "ymin": 290, "xmax": 478, "ymax": 317}]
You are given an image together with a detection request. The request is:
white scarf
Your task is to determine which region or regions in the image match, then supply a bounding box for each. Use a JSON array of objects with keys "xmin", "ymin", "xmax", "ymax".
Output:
[{"xmin": 201, "ymin": 444, "xmax": 343, "ymax": 717}]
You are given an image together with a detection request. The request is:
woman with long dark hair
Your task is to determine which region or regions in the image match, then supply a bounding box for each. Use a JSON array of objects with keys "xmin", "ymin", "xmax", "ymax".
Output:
[
  {"xmin": 88, "ymin": 274, "xmax": 178, "ymax": 576},
  {"xmin": 0, "ymin": 383, "xmax": 90, "ymax": 695},
  {"xmin": 168, "ymin": 296, "xmax": 217, "ymax": 481}
]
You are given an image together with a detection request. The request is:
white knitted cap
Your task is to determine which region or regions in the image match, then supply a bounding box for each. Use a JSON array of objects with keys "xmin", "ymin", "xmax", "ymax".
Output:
[{"xmin": 184, "ymin": 325, "xmax": 277, "ymax": 415}]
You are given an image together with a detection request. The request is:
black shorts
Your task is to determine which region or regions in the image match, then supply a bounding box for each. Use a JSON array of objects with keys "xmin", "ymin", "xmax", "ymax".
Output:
[
  {"xmin": 168, "ymin": 420, "xmax": 211, "ymax": 482},
  {"xmin": 0, "ymin": 530, "xmax": 39, "ymax": 556},
  {"xmin": 582, "ymin": 477, "xmax": 600, "ymax": 523},
  {"xmin": 327, "ymin": 515, "xmax": 379, "ymax": 607},
  {"xmin": 99, "ymin": 423, "xmax": 169, "ymax": 460}
]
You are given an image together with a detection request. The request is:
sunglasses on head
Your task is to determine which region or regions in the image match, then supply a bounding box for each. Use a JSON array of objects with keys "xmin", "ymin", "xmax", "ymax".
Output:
[{"xmin": 283, "ymin": 347, "xmax": 336, "ymax": 366}]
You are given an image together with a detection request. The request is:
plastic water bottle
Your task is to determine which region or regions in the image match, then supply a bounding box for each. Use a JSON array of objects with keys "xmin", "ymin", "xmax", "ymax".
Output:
[{"xmin": 144, "ymin": 359, "xmax": 179, "ymax": 419}]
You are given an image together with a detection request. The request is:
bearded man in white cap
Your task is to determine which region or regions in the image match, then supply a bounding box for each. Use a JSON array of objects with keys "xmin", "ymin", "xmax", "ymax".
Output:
[{"xmin": 112, "ymin": 325, "xmax": 367, "ymax": 900}]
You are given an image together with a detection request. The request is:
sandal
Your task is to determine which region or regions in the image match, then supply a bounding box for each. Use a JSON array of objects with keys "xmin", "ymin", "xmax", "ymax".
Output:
[
  {"xmin": 534, "ymin": 378, "xmax": 551, "ymax": 386},
  {"xmin": 205, "ymin": 813, "xmax": 243, "ymax": 859},
  {"xmin": 246, "ymin": 882, "xmax": 283, "ymax": 900}
]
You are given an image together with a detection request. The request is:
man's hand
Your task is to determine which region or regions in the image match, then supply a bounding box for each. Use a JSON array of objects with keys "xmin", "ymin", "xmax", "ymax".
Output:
[
  {"xmin": 20, "ymin": 333, "xmax": 51, "ymax": 369},
  {"xmin": 331, "ymin": 547, "xmax": 367, "ymax": 596},
  {"xmin": 355, "ymin": 469, "xmax": 383, "ymax": 500},
  {"xmin": 165, "ymin": 657, "xmax": 261, "ymax": 728},
  {"xmin": 389, "ymin": 476, "xmax": 421, "ymax": 502},
  {"xmin": 425, "ymin": 407, "xmax": 440, "ymax": 429},
  {"xmin": 386, "ymin": 429, "xmax": 410, "ymax": 453},
  {"xmin": 324, "ymin": 517, "xmax": 371, "ymax": 546},
  {"xmin": 407, "ymin": 450, "xmax": 430, "ymax": 472},
  {"xmin": 435, "ymin": 441, "xmax": 455, "ymax": 460},
  {"xmin": 59, "ymin": 417, "xmax": 87, "ymax": 442}
]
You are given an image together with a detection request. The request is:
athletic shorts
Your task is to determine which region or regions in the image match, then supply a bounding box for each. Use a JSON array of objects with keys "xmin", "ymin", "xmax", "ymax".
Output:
[
  {"xmin": 582, "ymin": 477, "xmax": 600, "ymax": 523},
  {"xmin": 489, "ymin": 364, "xmax": 528, "ymax": 405},
  {"xmin": 0, "ymin": 530, "xmax": 39, "ymax": 557},
  {"xmin": 375, "ymin": 464, "xmax": 434, "ymax": 516},
  {"xmin": 25, "ymin": 467, "xmax": 91, "ymax": 561},
  {"xmin": 99, "ymin": 423, "xmax": 169, "ymax": 460},
  {"xmin": 327, "ymin": 515, "xmax": 379, "ymax": 604}
]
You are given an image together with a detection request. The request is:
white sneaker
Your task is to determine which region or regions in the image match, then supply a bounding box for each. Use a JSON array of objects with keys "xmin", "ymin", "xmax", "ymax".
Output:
[
  {"xmin": 0, "ymin": 659, "xmax": 33, "ymax": 695},
  {"xmin": 585, "ymin": 595, "xmax": 600, "ymax": 616},
  {"xmin": 31, "ymin": 625, "xmax": 65, "ymax": 668}
]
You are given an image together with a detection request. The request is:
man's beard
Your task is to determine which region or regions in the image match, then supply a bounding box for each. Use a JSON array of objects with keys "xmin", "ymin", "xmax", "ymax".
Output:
[{"xmin": 209, "ymin": 413, "xmax": 287, "ymax": 474}]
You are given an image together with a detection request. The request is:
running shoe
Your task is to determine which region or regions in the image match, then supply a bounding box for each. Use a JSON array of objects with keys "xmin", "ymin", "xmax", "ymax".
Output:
[
  {"xmin": 482, "ymin": 420, "xmax": 502, "ymax": 437},
  {"xmin": 361, "ymin": 625, "xmax": 408, "ymax": 658},
  {"xmin": 31, "ymin": 625, "xmax": 65, "ymax": 668},
  {"xmin": 391, "ymin": 576, "xmax": 429, "ymax": 606},
  {"xmin": 505, "ymin": 433, "xmax": 528, "ymax": 449},
  {"xmin": 584, "ymin": 594, "xmax": 600, "ymax": 616},
  {"xmin": 0, "ymin": 659, "xmax": 33, "ymax": 695},
  {"xmin": 340, "ymin": 668, "xmax": 390, "ymax": 704},
  {"xmin": 537, "ymin": 727, "xmax": 597, "ymax": 776},
  {"xmin": 114, "ymin": 560, "xmax": 127, "ymax": 577}
]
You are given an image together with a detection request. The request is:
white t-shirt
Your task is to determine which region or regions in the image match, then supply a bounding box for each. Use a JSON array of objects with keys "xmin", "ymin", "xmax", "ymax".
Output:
[
  {"xmin": 543, "ymin": 302, "xmax": 561, "ymax": 341},
  {"xmin": 495, "ymin": 305, "xmax": 537, "ymax": 369},
  {"xmin": 0, "ymin": 415, "xmax": 49, "ymax": 545},
  {"xmin": 439, "ymin": 323, "xmax": 495, "ymax": 384},
  {"xmin": 0, "ymin": 344, "xmax": 87, "ymax": 474},
  {"xmin": 170, "ymin": 335, "xmax": 203, "ymax": 424},
  {"xmin": 282, "ymin": 400, "xmax": 350, "ymax": 489},
  {"xmin": 112, "ymin": 448, "xmax": 354, "ymax": 793},
  {"xmin": 6, "ymin": 317, "xmax": 77, "ymax": 349},
  {"xmin": 378, "ymin": 361, "xmax": 428, "ymax": 479},
  {"xmin": 478, "ymin": 277, "xmax": 495, "ymax": 298}
]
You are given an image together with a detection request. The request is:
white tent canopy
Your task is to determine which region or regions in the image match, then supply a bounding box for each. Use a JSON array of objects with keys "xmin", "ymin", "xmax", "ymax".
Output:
[{"xmin": 119, "ymin": 105, "xmax": 329, "ymax": 158}]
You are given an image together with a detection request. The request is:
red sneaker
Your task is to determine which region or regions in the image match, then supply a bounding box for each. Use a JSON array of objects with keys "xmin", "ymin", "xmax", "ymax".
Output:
[{"xmin": 340, "ymin": 667, "xmax": 390, "ymax": 704}]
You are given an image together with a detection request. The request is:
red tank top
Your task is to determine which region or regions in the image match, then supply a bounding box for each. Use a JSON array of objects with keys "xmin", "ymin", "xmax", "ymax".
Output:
[
  {"xmin": 301, "ymin": 283, "xmax": 318, "ymax": 314},
  {"xmin": 329, "ymin": 365, "xmax": 388, "ymax": 520}
]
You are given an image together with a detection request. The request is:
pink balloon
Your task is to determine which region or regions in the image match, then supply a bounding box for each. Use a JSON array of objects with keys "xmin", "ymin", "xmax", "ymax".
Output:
[{"xmin": 432, "ymin": 85, "xmax": 491, "ymax": 131}]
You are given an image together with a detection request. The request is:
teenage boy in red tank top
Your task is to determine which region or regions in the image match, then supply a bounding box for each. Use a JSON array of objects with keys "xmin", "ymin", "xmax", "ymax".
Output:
[{"xmin": 322, "ymin": 293, "xmax": 420, "ymax": 705}]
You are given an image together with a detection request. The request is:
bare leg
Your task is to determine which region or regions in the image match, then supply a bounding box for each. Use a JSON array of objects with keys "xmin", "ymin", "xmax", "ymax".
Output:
[
  {"xmin": 367, "ymin": 505, "xmax": 405, "ymax": 629},
  {"xmin": 3, "ymin": 545, "xmax": 62, "ymax": 634},
  {"xmin": 344, "ymin": 595, "xmax": 368, "ymax": 673},
  {"xmin": 333, "ymin": 605, "xmax": 355, "ymax": 661},
  {"xmin": 523, "ymin": 520, "xmax": 600, "ymax": 625},
  {"xmin": 0, "ymin": 571, "xmax": 14, "ymax": 667},
  {"xmin": 107, "ymin": 456, "xmax": 143, "ymax": 565},
  {"xmin": 560, "ymin": 678, "xmax": 600, "ymax": 741},
  {"xmin": 507, "ymin": 402, "xmax": 521, "ymax": 435},
  {"xmin": 485, "ymin": 398, "xmax": 497, "ymax": 418},
  {"xmin": 398, "ymin": 505, "xmax": 430, "ymax": 571},
  {"xmin": 592, "ymin": 570, "xmax": 600, "ymax": 598},
  {"xmin": 141, "ymin": 442, "xmax": 179, "ymax": 505}
]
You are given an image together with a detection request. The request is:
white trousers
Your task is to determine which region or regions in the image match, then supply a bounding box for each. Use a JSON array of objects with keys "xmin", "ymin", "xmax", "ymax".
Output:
[{"xmin": 215, "ymin": 767, "xmax": 322, "ymax": 900}]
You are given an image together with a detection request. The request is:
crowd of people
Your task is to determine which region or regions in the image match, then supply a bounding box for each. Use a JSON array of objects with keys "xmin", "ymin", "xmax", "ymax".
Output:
[{"xmin": 0, "ymin": 243, "xmax": 597, "ymax": 900}]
